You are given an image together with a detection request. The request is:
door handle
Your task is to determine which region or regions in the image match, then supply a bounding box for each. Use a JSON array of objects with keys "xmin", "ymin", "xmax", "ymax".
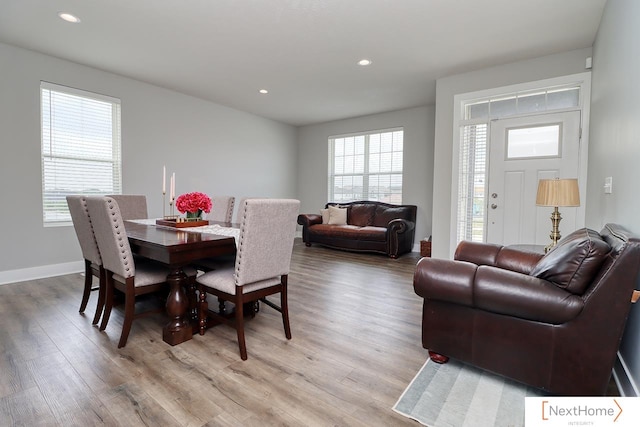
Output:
[{"xmin": 491, "ymin": 204, "xmax": 497, "ymax": 209}]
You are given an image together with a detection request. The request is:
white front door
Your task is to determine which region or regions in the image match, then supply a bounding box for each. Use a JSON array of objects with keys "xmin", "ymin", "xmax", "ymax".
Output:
[{"xmin": 486, "ymin": 111, "xmax": 583, "ymax": 246}]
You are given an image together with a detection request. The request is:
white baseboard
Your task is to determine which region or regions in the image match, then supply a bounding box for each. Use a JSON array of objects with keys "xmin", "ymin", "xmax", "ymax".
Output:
[
  {"xmin": 613, "ymin": 351, "xmax": 639, "ymax": 397},
  {"xmin": 0, "ymin": 261, "xmax": 84, "ymax": 286}
]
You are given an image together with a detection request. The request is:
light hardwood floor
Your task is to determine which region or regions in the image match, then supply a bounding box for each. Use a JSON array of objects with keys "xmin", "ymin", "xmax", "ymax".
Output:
[{"xmin": 0, "ymin": 240, "xmax": 427, "ymax": 426}]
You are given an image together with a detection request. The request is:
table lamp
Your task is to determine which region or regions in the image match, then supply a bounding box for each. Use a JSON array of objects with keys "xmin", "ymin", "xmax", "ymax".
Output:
[{"xmin": 536, "ymin": 178, "xmax": 580, "ymax": 252}]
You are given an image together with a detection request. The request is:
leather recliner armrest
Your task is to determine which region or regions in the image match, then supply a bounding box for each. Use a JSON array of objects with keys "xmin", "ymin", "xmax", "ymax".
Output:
[
  {"xmin": 297, "ymin": 214, "xmax": 322, "ymax": 227},
  {"xmin": 413, "ymin": 257, "xmax": 477, "ymax": 306}
]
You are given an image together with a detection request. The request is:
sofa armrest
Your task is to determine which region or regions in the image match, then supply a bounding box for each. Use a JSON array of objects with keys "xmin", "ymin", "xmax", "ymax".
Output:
[
  {"xmin": 297, "ymin": 214, "xmax": 322, "ymax": 227},
  {"xmin": 413, "ymin": 257, "xmax": 477, "ymax": 306},
  {"xmin": 387, "ymin": 218, "xmax": 415, "ymax": 234},
  {"xmin": 454, "ymin": 241, "xmax": 503, "ymax": 266}
]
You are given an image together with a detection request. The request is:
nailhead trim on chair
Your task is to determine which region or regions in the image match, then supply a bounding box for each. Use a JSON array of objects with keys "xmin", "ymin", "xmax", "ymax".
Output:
[
  {"xmin": 80, "ymin": 196, "xmax": 102, "ymax": 264},
  {"xmin": 107, "ymin": 198, "xmax": 132, "ymax": 276},
  {"xmin": 234, "ymin": 200, "xmax": 248, "ymax": 282}
]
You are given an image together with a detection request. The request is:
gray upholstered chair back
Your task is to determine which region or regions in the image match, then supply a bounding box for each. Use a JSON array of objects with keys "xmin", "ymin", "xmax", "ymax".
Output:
[
  {"xmin": 234, "ymin": 198, "xmax": 300, "ymax": 286},
  {"xmin": 106, "ymin": 195, "xmax": 148, "ymax": 220},
  {"xmin": 209, "ymin": 196, "xmax": 235, "ymax": 222},
  {"xmin": 66, "ymin": 195, "xmax": 102, "ymax": 266},
  {"xmin": 86, "ymin": 197, "xmax": 136, "ymax": 279}
]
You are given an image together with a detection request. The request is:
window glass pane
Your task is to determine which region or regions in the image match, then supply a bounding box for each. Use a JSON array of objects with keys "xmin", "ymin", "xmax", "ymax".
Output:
[
  {"xmin": 369, "ymin": 152, "xmax": 380, "ymax": 173},
  {"xmin": 466, "ymin": 101, "xmax": 489, "ymax": 119},
  {"xmin": 380, "ymin": 152, "xmax": 392, "ymax": 172},
  {"xmin": 355, "ymin": 136, "xmax": 365, "ymax": 154},
  {"xmin": 517, "ymin": 92, "xmax": 546, "ymax": 114},
  {"xmin": 334, "ymin": 156, "xmax": 344, "ymax": 174},
  {"xmin": 370, "ymin": 134, "xmax": 380, "ymax": 153},
  {"xmin": 334, "ymin": 138, "xmax": 344, "ymax": 156},
  {"xmin": 344, "ymin": 137, "xmax": 354, "ymax": 155},
  {"xmin": 507, "ymin": 125, "xmax": 560, "ymax": 159},
  {"xmin": 380, "ymin": 132, "xmax": 393, "ymax": 152},
  {"xmin": 344, "ymin": 155, "xmax": 354, "ymax": 173},
  {"xmin": 392, "ymin": 131, "xmax": 403, "ymax": 151},
  {"xmin": 392, "ymin": 152, "xmax": 403, "ymax": 171},
  {"xmin": 547, "ymin": 88, "xmax": 579, "ymax": 109},
  {"xmin": 354, "ymin": 153, "xmax": 365, "ymax": 173},
  {"xmin": 489, "ymin": 97, "xmax": 517, "ymax": 118}
]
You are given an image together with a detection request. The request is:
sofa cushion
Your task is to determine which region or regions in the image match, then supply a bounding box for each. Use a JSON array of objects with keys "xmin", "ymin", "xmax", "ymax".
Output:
[
  {"xmin": 373, "ymin": 205, "xmax": 413, "ymax": 227},
  {"xmin": 349, "ymin": 203, "xmax": 376, "ymax": 226},
  {"xmin": 530, "ymin": 228, "xmax": 611, "ymax": 295},
  {"xmin": 328, "ymin": 206, "xmax": 347, "ymax": 225}
]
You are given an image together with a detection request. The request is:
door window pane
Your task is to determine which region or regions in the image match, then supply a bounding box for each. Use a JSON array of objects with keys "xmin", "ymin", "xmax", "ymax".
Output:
[{"xmin": 506, "ymin": 125, "xmax": 560, "ymax": 159}]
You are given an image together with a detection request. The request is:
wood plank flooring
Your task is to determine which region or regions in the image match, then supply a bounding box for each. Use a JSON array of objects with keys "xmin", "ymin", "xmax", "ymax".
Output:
[{"xmin": 0, "ymin": 240, "xmax": 426, "ymax": 426}]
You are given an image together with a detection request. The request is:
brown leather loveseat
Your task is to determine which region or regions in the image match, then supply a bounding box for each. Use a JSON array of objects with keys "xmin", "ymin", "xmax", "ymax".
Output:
[
  {"xmin": 413, "ymin": 224, "xmax": 640, "ymax": 395},
  {"xmin": 297, "ymin": 201, "xmax": 417, "ymax": 258}
]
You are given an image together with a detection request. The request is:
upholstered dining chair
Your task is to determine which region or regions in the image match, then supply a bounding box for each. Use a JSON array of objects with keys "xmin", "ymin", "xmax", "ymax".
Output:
[
  {"xmin": 66, "ymin": 195, "xmax": 106, "ymax": 325},
  {"xmin": 208, "ymin": 196, "xmax": 235, "ymax": 223},
  {"xmin": 86, "ymin": 196, "xmax": 178, "ymax": 348},
  {"xmin": 196, "ymin": 198, "xmax": 300, "ymax": 360},
  {"xmin": 106, "ymin": 194, "xmax": 148, "ymax": 220}
]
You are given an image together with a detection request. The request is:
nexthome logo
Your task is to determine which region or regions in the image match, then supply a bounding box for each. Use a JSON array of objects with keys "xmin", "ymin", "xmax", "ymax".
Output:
[
  {"xmin": 525, "ymin": 397, "xmax": 639, "ymax": 426},
  {"xmin": 541, "ymin": 399, "xmax": 622, "ymax": 421}
]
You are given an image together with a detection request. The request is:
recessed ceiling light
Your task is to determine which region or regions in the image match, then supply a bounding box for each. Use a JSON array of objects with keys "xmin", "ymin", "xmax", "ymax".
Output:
[
  {"xmin": 259, "ymin": 89, "xmax": 269, "ymax": 94},
  {"xmin": 358, "ymin": 59, "xmax": 372, "ymax": 66},
  {"xmin": 58, "ymin": 12, "xmax": 81, "ymax": 23}
]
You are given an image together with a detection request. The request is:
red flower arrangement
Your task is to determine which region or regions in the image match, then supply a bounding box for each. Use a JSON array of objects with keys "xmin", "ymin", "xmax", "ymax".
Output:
[{"xmin": 175, "ymin": 192, "xmax": 212, "ymax": 214}]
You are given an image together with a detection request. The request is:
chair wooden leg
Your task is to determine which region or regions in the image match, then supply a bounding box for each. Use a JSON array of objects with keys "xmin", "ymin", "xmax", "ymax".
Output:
[
  {"xmin": 281, "ymin": 276, "xmax": 291, "ymax": 339},
  {"xmin": 198, "ymin": 288, "xmax": 208, "ymax": 336},
  {"xmin": 118, "ymin": 283, "xmax": 136, "ymax": 348},
  {"xmin": 79, "ymin": 260, "xmax": 92, "ymax": 313},
  {"xmin": 234, "ymin": 288, "xmax": 247, "ymax": 360},
  {"xmin": 92, "ymin": 267, "xmax": 106, "ymax": 325},
  {"xmin": 99, "ymin": 273, "xmax": 115, "ymax": 331}
]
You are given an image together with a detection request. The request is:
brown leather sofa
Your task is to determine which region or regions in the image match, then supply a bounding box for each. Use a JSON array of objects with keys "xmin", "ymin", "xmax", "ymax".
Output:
[
  {"xmin": 297, "ymin": 201, "xmax": 417, "ymax": 258},
  {"xmin": 413, "ymin": 224, "xmax": 640, "ymax": 395}
]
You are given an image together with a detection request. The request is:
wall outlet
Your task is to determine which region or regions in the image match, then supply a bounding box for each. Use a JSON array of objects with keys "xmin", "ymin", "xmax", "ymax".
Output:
[{"xmin": 604, "ymin": 176, "xmax": 613, "ymax": 194}]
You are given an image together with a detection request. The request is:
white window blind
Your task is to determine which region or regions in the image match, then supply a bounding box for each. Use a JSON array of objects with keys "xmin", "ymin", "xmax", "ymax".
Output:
[
  {"xmin": 328, "ymin": 128, "xmax": 403, "ymax": 203},
  {"xmin": 457, "ymin": 124, "xmax": 487, "ymax": 243},
  {"xmin": 41, "ymin": 82, "xmax": 122, "ymax": 225}
]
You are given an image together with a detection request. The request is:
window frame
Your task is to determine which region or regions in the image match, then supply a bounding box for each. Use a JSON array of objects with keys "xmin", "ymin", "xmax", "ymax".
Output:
[
  {"xmin": 327, "ymin": 127, "xmax": 404, "ymax": 203},
  {"xmin": 40, "ymin": 81, "xmax": 122, "ymax": 227}
]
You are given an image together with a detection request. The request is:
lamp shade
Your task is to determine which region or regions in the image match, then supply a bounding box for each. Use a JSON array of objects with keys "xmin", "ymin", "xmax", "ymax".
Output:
[{"xmin": 536, "ymin": 178, "xmax": 580, "ymax": 207}]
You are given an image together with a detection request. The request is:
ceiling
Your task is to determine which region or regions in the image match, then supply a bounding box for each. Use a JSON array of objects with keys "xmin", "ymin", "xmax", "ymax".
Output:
[{"xmin": 0, "ymin": 0, "xmax": 607, "ymax": 126}]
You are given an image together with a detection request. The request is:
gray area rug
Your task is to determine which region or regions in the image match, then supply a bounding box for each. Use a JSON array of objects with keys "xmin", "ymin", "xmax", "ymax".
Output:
[{"xmin": 393, "ymin": 359, "xmax": 545, "ymax": 427}]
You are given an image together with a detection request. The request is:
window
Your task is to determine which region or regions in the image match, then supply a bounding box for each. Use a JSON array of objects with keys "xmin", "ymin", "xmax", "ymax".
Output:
[
  {"xmin": 506, "ymin": 124, "xmax": 561, "ymax": 159},
  {"xmin": 41, "ymin": 82, "xmax": 122, "ymax": 226},
  {"xmin": 328, "ymin": 128, "xmax": 403, "ymax": 203}
]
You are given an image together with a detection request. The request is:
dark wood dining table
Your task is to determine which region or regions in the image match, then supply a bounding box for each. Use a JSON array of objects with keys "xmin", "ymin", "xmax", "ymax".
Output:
[{"xmin": 124, "ymin": 220, "xmax": 236, "ymax": 345}]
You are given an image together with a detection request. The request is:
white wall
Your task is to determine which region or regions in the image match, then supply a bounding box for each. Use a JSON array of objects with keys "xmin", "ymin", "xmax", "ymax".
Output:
[
  {"xmin": 431, "ymin": 47, "xmax": 592, "ymax": 259},
  {"xmin": 0, "ymin": 42, "xmax": 297, "ymax": 282},
  {"xmin": 297, "ymin": 106, "xmax": 435, "ymax": 245},
  {"xmin": 588, "ymin": 0, "xmax": 640, "ymax": 396}
]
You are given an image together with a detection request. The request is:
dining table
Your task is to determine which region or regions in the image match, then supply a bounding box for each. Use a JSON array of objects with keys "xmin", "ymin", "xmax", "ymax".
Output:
[{"xmin": 124, "ymin": 220, "xmax": 238, "ymax": 345}]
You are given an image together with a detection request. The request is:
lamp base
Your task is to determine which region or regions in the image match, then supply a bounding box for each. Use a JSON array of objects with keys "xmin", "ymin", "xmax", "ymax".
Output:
[{"xmin": 545, "ymin": 207, "xmax": 563, "ymax": 253}]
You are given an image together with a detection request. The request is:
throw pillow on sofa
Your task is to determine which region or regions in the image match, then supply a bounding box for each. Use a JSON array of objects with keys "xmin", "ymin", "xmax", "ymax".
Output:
[
  {"xmin": 320, "ymin": 208, "xmax": 330, "ymax": 224},
  {"xmin": 328, "ymin": 206, "xmax": 348, "ymax": 225}
]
